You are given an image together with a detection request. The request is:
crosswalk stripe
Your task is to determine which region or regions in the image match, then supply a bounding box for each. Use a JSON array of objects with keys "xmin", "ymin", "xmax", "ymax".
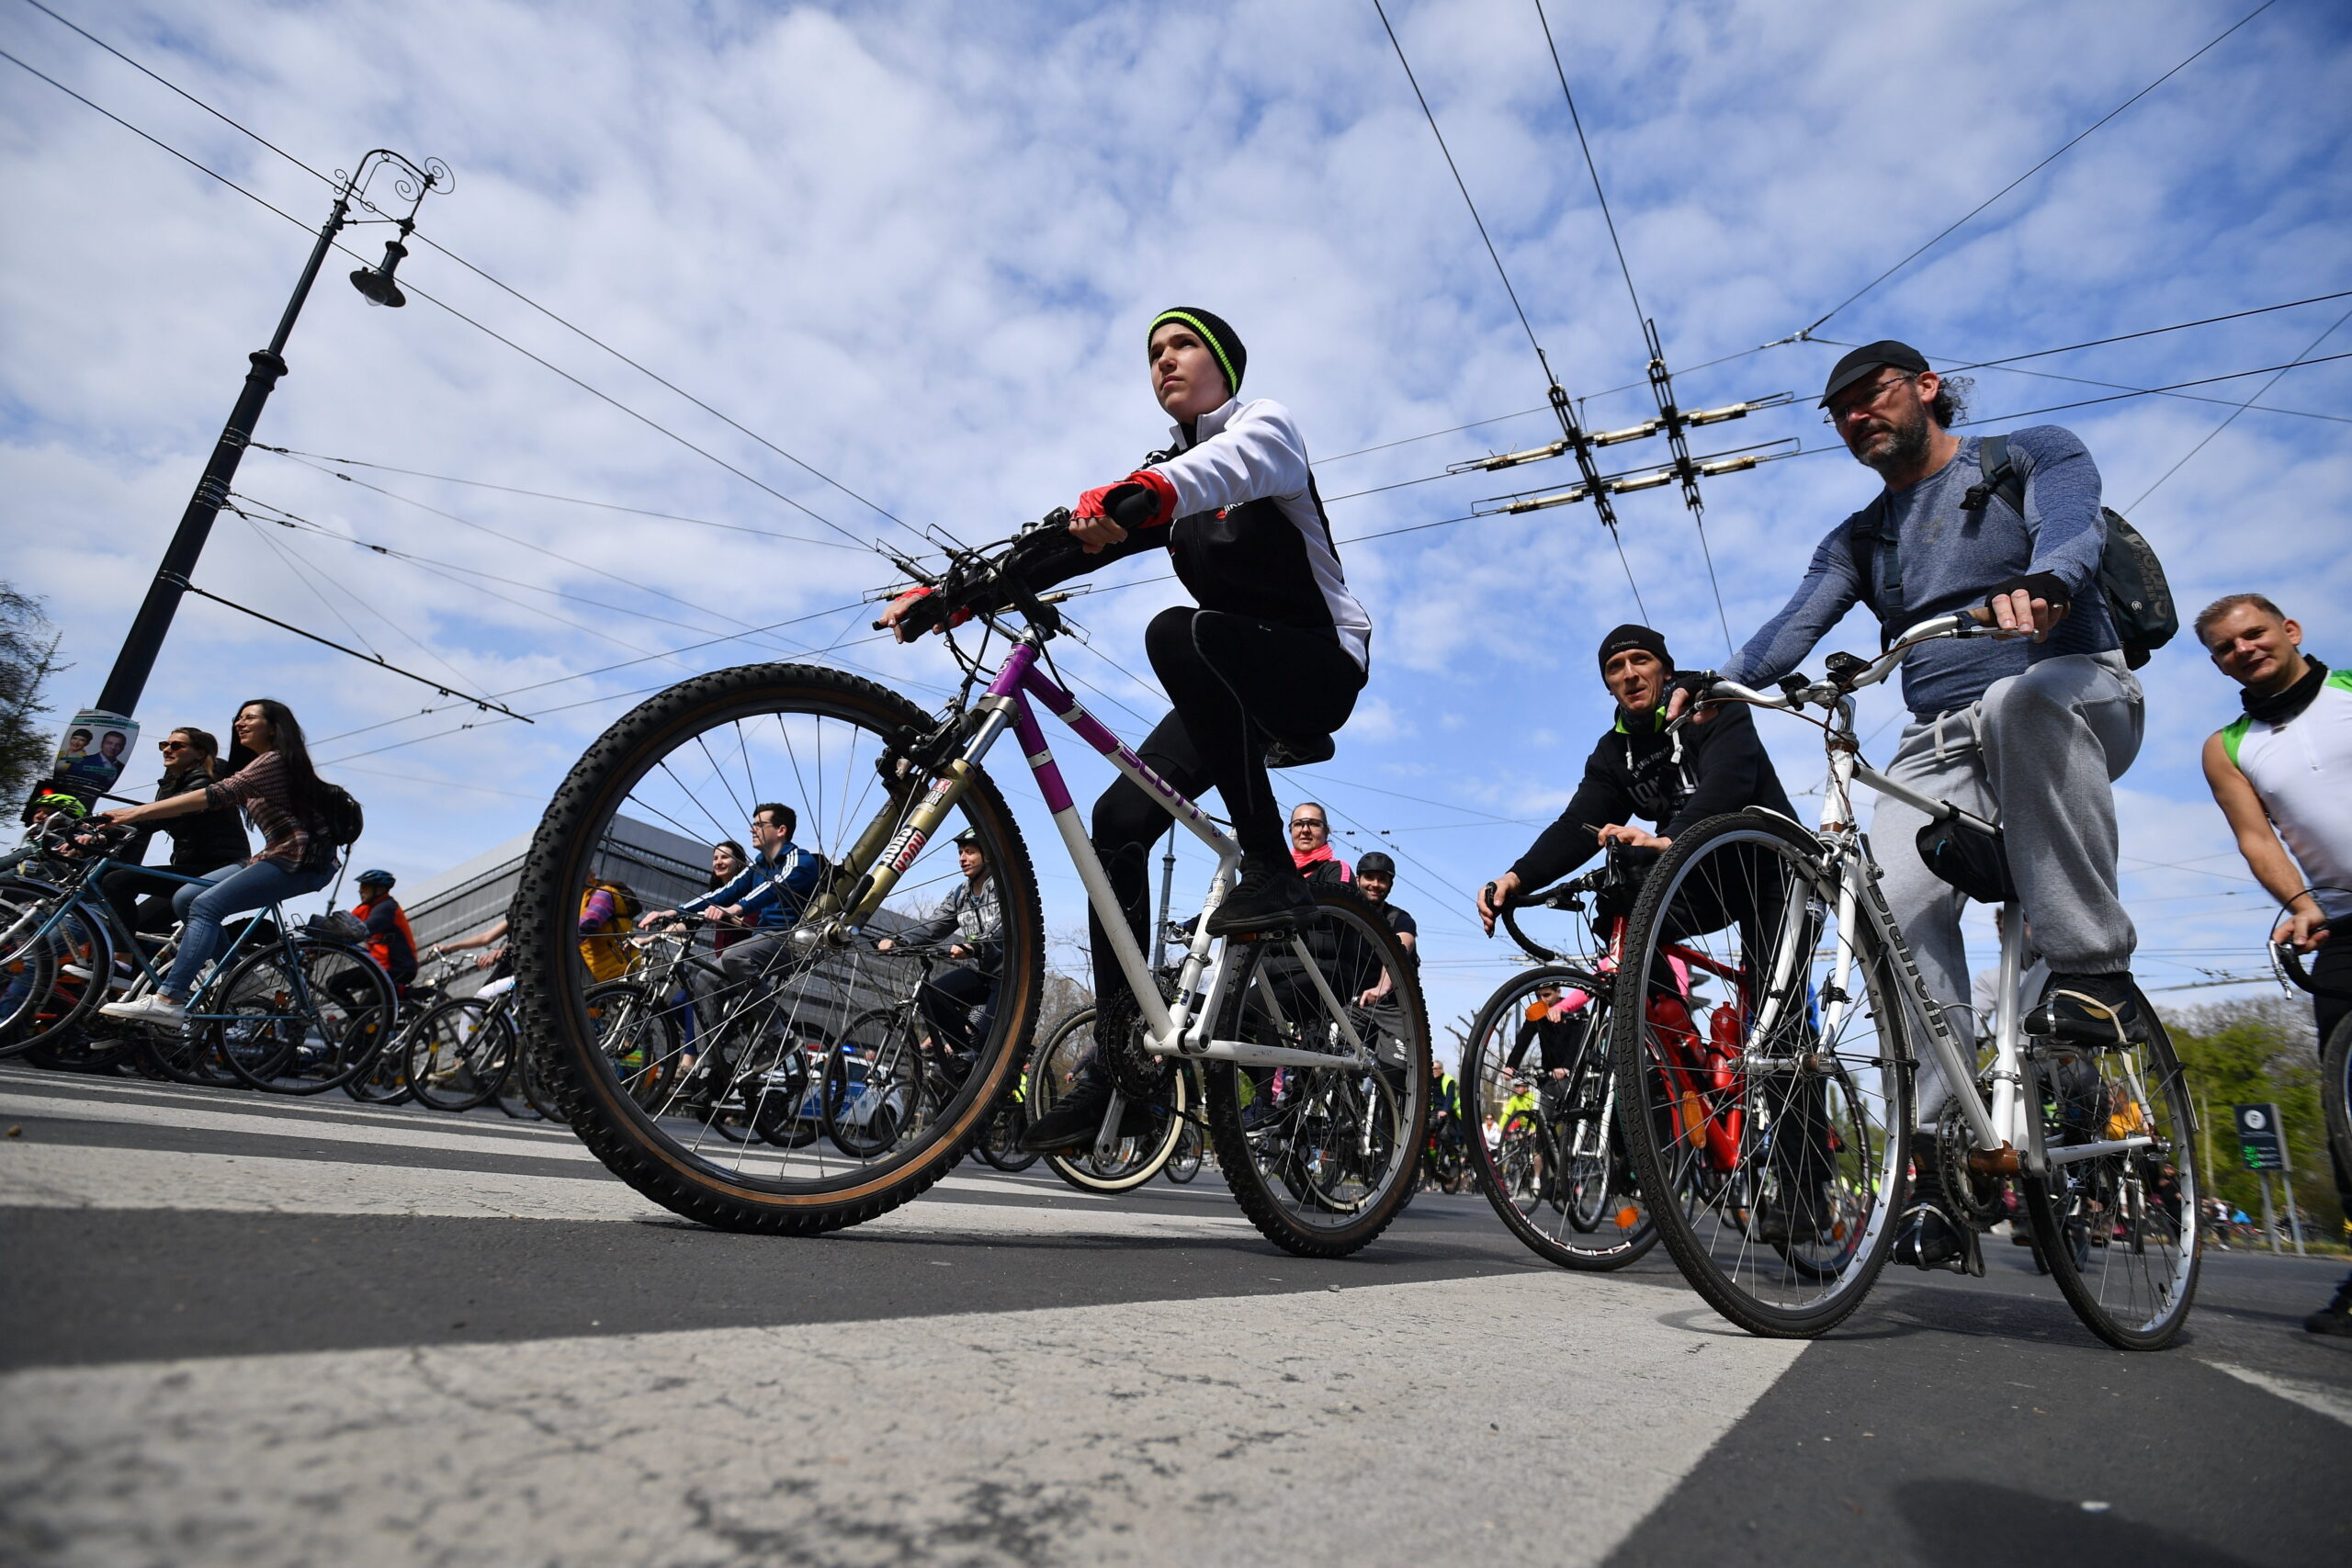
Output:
[{"xmin": 0, "ymin": 1269, "xmax": 1804, "ymax": 1568}]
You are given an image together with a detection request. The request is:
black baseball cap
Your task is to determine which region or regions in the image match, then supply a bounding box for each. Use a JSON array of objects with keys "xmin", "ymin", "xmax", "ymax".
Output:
[{"xmin": 1819, "ymin": 340, "xmax": 1930, "ymax": 408}]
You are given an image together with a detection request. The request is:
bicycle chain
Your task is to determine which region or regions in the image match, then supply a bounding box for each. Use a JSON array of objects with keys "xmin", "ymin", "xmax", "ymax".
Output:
[{"xmin": 1937, "ymin": 1101, "xmax": 2006, "ymax": 1225}]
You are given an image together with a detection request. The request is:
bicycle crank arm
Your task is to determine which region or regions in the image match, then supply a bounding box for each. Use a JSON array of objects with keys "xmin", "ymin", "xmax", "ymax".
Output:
[
  {"xmin": 1092, "ymin": 1089, "xmax": 1129, "ymax": 1164},
  {"xmin": 1176, "ymin": 1037, "xmax": 1374, "ymax": 1072},
  {"xmin": 2041, "ymin": 1134, "xmax": 2154, "ymax": 1168}
]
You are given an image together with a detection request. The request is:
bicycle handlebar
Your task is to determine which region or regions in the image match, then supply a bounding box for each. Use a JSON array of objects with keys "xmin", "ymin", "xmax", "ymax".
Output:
[
  {"xmin": 2275, "ymin": 922, "xmax": 2345, "ymax": 996},
  {"xmin": 1687, "ymin": 612, "xmax": 2006, "ymax": 721}
]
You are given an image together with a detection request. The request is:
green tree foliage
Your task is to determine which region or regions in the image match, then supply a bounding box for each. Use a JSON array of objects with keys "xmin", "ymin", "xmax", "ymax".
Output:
[
  {"xmin": 2166, "ymin": 997, "xmax": 2343, "ymax": 1244},
  {"xmin": 0, "ymin": 584, "xmax": 66, "ymax": 810}
]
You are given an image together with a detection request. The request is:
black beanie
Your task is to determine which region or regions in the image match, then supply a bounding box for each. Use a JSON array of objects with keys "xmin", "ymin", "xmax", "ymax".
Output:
[
  {"xmin": 1597, "ymin": 623, "xmax": 1673, "ymax": 675},
  {"xmin": 1148, "ymin": 307, "xmax": 1245, "ymax": 396}
]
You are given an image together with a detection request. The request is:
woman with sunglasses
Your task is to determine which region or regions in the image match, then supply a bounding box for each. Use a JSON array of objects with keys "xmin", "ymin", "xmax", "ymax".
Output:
[
  {"xmin": 96, "ymin": 699, "xmax": 340, "ymax": 1026},
  {"xmin": 100, "ymin": 728, "xmax": 252, "ymax": 935}
]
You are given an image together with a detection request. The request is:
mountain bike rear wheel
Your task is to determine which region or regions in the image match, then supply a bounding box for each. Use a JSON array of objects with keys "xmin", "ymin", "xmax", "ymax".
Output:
[
  {"xmin": 1611, "ymin": 810, "xmax": 1913, "ymax": 1338},
  {"xmin": 2018, "ymin": 989, "xmax": 2200, "ymax": 1350},
  {"xmin": 1462, "ymin": 964, "xmax": 1657, "ymax": 1271},
  {"xmin": 513, "ymin": 661, "xmax": 1042, "ymax": 1235},
  {"xmin": 1203, "ymin": 884, "xmax": 1428, "ymax": 1258},
  {"xmin": 214, "ymin": 940, "xmax": 397, "ymax": 1095}
]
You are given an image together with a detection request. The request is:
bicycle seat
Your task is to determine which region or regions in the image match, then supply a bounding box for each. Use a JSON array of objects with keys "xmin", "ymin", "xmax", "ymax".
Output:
[{"xmin": 1263, "ymin": 732, "xmax": 1336, "ymax": 770}]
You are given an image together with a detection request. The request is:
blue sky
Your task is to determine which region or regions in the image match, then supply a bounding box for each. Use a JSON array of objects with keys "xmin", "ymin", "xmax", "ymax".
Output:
[{"xmin": 5, "ymin": 0, "xmax": 2348, "ymax": 1050}]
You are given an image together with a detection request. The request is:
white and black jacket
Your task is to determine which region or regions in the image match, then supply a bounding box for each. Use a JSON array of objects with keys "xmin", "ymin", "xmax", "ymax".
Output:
[
  {"xmin": 1007, "ymin": 397, "xmax": 1373, "ymax": 671},
  {"xmin": 903, "ymin": 877, "xmax": 1004, "ymax": 976}
]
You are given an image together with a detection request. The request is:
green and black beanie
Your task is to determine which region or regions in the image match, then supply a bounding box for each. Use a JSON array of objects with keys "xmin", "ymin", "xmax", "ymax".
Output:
[{"xmin": 1148, "ymin": 307, "xmax": 1246, "ymax": 397}]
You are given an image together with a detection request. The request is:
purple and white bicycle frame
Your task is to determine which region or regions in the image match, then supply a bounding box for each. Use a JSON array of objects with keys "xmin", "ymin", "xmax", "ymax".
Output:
[{"xmin": 853, "ymin": 634, "xmax": 1382, "ymax": 1075}]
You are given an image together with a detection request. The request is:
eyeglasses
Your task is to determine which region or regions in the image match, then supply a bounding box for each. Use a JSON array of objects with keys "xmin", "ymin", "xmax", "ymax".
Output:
[
  {"xmin": 1290, "ymin": 818, "xmax": 1327, "ymax": 830},
  {"xmin": 1824, "ymin": 371, "xmax": 1917, "ymax": 423}
]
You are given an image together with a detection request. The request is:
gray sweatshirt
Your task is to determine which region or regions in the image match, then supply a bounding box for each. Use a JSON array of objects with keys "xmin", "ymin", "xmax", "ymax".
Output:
[{"xmin": 1721, "ymin": 426, "xmax": 2116, "ymax": 719}]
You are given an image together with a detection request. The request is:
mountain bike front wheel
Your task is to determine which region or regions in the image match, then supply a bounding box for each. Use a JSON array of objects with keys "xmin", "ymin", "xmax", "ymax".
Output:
[
  {"xmin": 1462, "ymin": 965, "xmax": 1657, "ymax": 1271},
  {"xmin": 1611, "ymin": 810, "xmax": 1914, "ymax": 1338},
  {"xmin": 1203, "ymin": 884, "xmax": 1429, "ymax": 1258},
  {"xmin": 513, "ymin": 661, "xmax": 1043, "ymax": 1235},
  {"xmin": 2018, "ymin": 988, "xmax": 2200, "ymax": 1350}
]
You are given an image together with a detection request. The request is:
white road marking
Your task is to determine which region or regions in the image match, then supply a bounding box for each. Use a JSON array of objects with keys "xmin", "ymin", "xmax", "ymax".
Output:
[
  {"xmin": 0, "ymin": 1271, "xmax": 1803, "ymax": 1568},
  {"xmin": 2205, "ymin": 1359, "xmax": 2352, "ymax": 1430},
  {"xmin": 0, "ymin": 1085, "xmax": 1148, "ymax": 1203},
  {"xmin": 0, "ymin": 1142, "xmax": 1249, "ymax": 1236}
]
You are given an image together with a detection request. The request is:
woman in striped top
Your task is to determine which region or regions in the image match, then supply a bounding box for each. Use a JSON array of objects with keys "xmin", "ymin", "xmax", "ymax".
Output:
[{"xmin": 97, "ymin": 699, "xmax": 342, "ymax": 1026}]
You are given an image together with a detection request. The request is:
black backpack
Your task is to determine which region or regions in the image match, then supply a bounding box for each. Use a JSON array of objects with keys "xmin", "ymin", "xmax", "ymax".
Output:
[
  {"xmin": 1848, "ymin": 433, "xmax": 2178, "ymax": 668},
  {"xmin": 314, "ymin": 781, "xmax": 366, "ymax": 847}
]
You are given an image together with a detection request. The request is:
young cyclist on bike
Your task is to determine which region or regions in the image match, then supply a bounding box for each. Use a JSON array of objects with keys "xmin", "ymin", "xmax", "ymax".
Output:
[
  {"xmin": 884, "ymin": 308, "xmax": 1373, "ymax": 1153},
  {"xmin": 876, "ymin": 828, "xmax": 1002, "ymax": 1083}
]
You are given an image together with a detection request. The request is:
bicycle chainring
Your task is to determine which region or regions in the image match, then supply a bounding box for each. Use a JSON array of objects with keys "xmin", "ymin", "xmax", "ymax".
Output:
[
  {"xmin": 1099, "ymin": 978, "xmax": 1176, "ymax": 1100},
  {"xmin": 1937, "ymin": 1102, "xmax": 2006, "ymax": 1225}
]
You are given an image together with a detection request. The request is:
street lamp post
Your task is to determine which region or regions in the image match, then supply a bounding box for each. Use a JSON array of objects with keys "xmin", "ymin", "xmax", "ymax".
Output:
[{"xmin": 91, "ymin": 149, "xmax": 451, "ymax": 720}]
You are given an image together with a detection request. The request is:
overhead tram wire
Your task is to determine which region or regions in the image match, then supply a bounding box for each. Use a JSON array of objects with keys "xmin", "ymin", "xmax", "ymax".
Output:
[
  {"xmin": 1802, "ymin": 0, "xmax": 2280, "ymax": 337},
  {"xmin": 0, "ymin": 45, "xmax": 911, "ymax": 570},
  {"xmin": 1315, "ymin": 288, "xmax": 2352, "ymax": 471},
  {"xmin": 1370, "ymin": 0, "xmax": 1647, "ymax": 619},
  {"xmin": 2121, "ymin": 303, "xmax": 2352, "ymax": 512},
  {"xmin": 1533, "ymin": 0, "xmax": 1736, "ymax": 652},
  {"xmin": 13, "ymin": 0, "xmax": 933, "ymax": 555},
  {"xmin": 244, "ymin": 446, "xmax": 876, "ymax": 549}
]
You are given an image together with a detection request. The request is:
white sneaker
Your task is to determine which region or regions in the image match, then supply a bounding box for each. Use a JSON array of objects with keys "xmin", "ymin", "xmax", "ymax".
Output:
[{"xmin": 98, "ymin": 993, "xmax": 187, "ymax": 1026}]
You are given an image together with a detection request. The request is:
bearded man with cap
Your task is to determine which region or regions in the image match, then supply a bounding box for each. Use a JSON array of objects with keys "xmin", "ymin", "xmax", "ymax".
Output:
[
  {"xmin": 885, "ymin": 307, "xmax": 1373, "ymax": 1155},
  {"xmin": 1668, "ymin": 341, "xmax": 2143, "ymax": 1269},
  {"xmin": 1477, "ymin": 622, "xmax": 1794, "ymax": 931}
]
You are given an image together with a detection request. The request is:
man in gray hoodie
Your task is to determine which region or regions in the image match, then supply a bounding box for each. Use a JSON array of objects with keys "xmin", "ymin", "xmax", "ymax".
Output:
[{"xmin": 1673, "ymin": 340, "xmax": 2145, "ymax": 1268}]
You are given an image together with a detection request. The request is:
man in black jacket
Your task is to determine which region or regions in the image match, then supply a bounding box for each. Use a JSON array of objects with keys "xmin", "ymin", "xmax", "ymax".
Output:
[{"xmin": 1476, "ymin": 624, "xmax": 1794, "ymax": 928}]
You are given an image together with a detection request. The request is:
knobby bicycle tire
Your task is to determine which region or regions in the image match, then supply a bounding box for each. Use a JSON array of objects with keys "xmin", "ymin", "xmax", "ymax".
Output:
[
  {"xmin": 2017, "ymin": 987, "xmax": 2201, "ymax": 1351},
  {"xmin": 512, "ymin": 661, "xmax": 1043, "ymax": 1235},
  {"xmin": 1611, "ymin": 810, "xmax": 1914, "ymax": 1338},
  {"xmin": 2324, "ymin": 1014, "xmax": 2352, "ymax": 1216},
  {"xmin": 1462, "ymin": 964, "xmax": 1657, "ymax": 1271},
  {"xmin": 1202, "ymin": 882, "xmax": 1430, "ymax": 1258}
]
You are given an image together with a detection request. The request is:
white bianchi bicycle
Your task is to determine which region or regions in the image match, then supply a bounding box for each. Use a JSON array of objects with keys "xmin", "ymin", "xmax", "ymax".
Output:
[
  {"xmin": 512, "ymin": 519, "xmax": 1427, "ymax": 1255},
  {"xmin": 1608, "ymin": 612, "xmax": 2199, "ymax": 1349}
]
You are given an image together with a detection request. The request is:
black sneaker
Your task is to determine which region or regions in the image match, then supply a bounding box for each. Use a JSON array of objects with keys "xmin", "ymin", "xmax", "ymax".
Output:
[
  {"xmin": 1891, "ymin": 1140, "xmax": 1978, "ymax": 1273},
  {"xmin": 2030, "ymin": 971, "xmax": 2147, "ymax": 1048},
  {"xmin": 1758, "ymin": 1182, "xmax": 1827, "ymax": 1247},
  {"xmin": 1019, "ymin": 1072, "xmax": 1114, "ymax": 1152},
  {"xmin": 2305, "ymin": 1273, "xmax": 2352, "ymax": 1338},
  {"xmin": 1206, "ymin": 855, "xmax": 1315, "ymax": 937}
]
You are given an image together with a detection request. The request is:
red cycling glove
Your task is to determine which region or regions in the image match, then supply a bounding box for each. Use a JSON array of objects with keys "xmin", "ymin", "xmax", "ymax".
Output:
[
  {"xmin": 1073, "ymin": 468, "xmax": 1179, "ymax": 531},
  {"xmin": 877, "ymin": 585, "xmax": 970, "ymax": 637}
]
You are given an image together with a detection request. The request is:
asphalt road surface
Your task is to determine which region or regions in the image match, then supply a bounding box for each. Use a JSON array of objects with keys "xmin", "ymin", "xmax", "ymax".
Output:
[{"xmin": 3, "ymin": 1062, "xmax": 2346, "ymax": 1567}]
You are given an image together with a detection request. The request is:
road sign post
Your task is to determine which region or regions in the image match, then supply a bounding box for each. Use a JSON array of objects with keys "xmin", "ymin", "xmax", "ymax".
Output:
[{"xmin": 2233, "ymin": 1103, "xmax": 2293, "ymax": 1257}]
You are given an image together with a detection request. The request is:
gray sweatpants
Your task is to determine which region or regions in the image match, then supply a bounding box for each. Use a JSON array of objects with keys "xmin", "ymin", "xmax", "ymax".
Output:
[
  {"xmin": 1871, "ymin": 652, "xmax": 2143, "ymax": 1116},
  {"xmin": 689, "ymin": 928, "xmax": 796, "ymax": 1048}
]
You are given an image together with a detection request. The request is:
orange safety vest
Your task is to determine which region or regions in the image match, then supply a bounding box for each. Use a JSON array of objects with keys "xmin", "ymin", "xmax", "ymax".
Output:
[
  {"xmin": 578, "ymin": 880, "xmax": 639, "ymax": 983},
  {"xmin": 351, "ymin": 895, "xmax": 417, "ymax": 978}
]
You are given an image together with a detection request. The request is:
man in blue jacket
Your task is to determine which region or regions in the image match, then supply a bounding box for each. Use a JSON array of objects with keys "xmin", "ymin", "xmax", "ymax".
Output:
[
  {"xmin": 650, "ymin": 802, "xmax": 824, "ymax": 1059},
  {"xmin": 1674, "ymin": 341, "xmax": 2145, "ymax": 1269}
]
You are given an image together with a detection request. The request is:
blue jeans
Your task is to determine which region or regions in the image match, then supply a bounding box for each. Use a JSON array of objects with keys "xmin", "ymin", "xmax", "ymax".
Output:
[{"xmin": 165, "ymin": 859, "xmax": 336, "ymax": 999}]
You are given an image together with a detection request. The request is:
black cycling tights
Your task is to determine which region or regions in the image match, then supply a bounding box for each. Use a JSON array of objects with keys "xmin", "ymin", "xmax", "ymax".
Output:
[{"xmin": 1087, "ymin": 606, "xmax": 1363, "ymax": 1006}]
